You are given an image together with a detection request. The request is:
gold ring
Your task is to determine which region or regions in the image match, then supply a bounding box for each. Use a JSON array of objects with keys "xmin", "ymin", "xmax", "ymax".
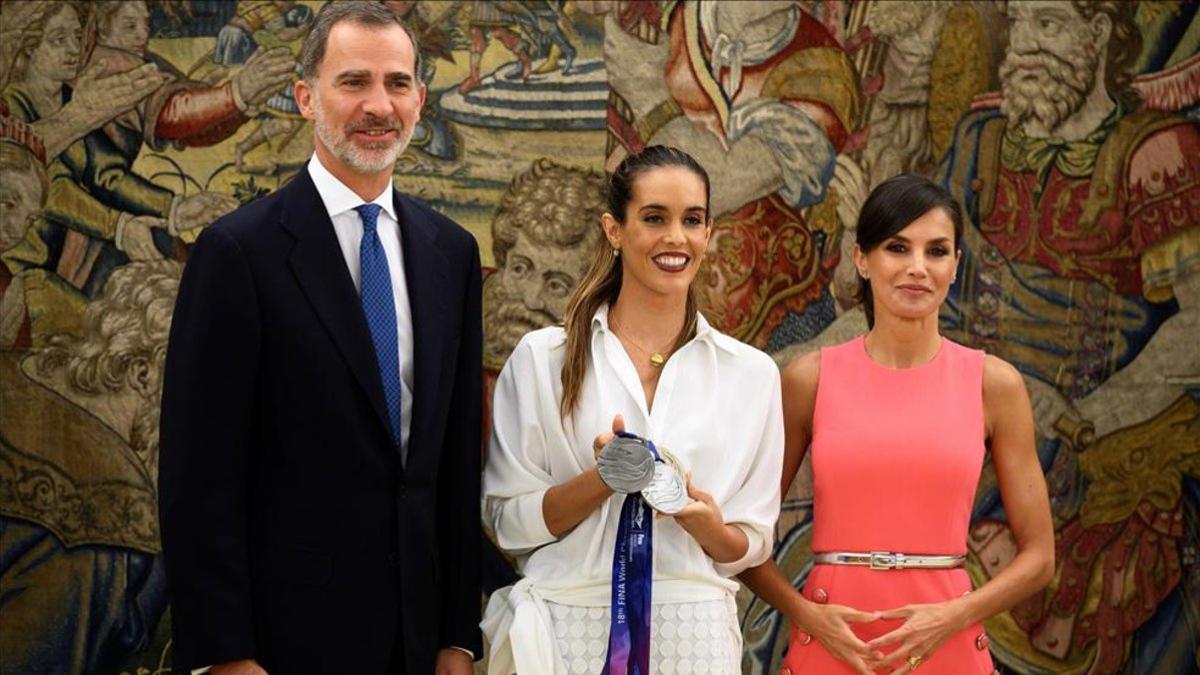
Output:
[{"xmin": 907, "ymin": 655, "xmax": 924, "ymax": 670}]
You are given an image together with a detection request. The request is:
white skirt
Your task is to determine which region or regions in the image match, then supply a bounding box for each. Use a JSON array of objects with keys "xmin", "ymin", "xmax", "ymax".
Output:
[{"xmin": 546, "ymin": 598, "xmax": 742, "ymax": 674}]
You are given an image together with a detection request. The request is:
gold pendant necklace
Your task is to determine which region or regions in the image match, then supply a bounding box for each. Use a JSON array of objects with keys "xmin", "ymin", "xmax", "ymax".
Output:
[{"xmin": 611, "ymin": 317, "xmax": 670, "ymax": 368}]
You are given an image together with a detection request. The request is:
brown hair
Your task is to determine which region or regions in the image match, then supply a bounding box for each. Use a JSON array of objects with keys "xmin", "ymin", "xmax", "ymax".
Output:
[{"xmin": 558, "ymin": 145, "xmax": 710, "ymax": 418}]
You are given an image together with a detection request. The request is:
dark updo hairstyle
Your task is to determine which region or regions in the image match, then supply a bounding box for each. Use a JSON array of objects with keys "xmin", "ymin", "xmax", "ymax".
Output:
[
  {"xmin": 855, "ymin": 173, "xmax": 963, "ymax": 328},
  {"xmin": 559, "ymin": 145, "xmax": 711, "ymax": 418}
]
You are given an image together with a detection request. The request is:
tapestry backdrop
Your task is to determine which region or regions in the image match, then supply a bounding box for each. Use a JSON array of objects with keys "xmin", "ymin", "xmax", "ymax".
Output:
[{"xmin": 1, "ymin": 1, "xmax": 1197, "ymax": 674}]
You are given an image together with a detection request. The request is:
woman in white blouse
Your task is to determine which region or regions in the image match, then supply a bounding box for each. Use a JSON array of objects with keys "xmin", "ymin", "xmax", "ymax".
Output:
[{"xmin": 481, "ymin": 145, "xmax": 784, "ymax": 674}]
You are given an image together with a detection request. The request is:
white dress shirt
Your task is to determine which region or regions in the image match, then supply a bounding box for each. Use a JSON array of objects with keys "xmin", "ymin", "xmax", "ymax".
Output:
[
  {"xmin": 480, "ymin": 305, "xmax": 784, "ymax": 674},
  {"xmin": 308, "ymin": 153, "xmax": 414, "ymax": 456}
]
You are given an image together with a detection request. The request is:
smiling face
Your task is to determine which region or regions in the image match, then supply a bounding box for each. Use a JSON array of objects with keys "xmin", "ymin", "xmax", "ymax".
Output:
[
  {"xmin": 853, "ymin": 206, "xmax": 959, "ymax": 324},
  {"xmin": 295, "ymin": 20, "xmax": 425, "ymax": 177},
  {"xmin": 603, "ymin": 165, "xmax": 711, "ymax": 301}
]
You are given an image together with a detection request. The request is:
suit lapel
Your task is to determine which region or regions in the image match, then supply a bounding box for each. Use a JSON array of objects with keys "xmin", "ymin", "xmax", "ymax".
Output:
[
  {"xmin": 281, "ymin": 169, "xmax": 393, "ymax": 440},
  {"xmin": 396, "ymin": 191, "xmax": 449, "ymax": 464}
]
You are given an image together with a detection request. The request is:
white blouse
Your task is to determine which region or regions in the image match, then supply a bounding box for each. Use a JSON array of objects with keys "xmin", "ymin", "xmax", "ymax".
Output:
[{"xmin": 481, "ymin": 306, "xmax": 784, "ymax": 674}]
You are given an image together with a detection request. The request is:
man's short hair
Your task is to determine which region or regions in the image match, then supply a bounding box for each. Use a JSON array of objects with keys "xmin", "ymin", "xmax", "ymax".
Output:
[
  {"xmin": 298, "ymin": 1, "xmax": 422, "ymax": 82},
  {"xmin": 491, "ymin": 159, "xmax": 607, "ymax": 267}
]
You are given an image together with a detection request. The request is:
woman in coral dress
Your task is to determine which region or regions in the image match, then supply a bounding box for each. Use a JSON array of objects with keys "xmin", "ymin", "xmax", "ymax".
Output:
[{"xmin": 743, "ymin": 174, "xmax": 1055, "ymax": 674}]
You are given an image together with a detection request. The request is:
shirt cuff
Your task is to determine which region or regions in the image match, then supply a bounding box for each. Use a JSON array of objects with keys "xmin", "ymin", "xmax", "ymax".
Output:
[
  {"xmin": 712, "ymin": 522, "xmax": 771, "ymax": 577},
  {"xmin": 449, "ymin": 646, "xmax": 475, "ymax": 659},
  {"xmin": 489, "ymin": 487, "xmax": 556, "ymax": 554}
]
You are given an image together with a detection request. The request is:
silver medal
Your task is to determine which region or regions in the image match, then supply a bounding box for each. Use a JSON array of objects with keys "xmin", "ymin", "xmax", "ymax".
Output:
[
  {"xmin": 641, "ymin": 451, "xmax": 688, "ymax": 515},
  {"xmin": 597, "ymin": 436, "xmax": 656, "ymax": 493}
]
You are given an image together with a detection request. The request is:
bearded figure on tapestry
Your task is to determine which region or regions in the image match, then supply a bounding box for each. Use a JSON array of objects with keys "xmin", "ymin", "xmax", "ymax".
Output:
[
  {"xmin": 936, "ymin": 2, "xmax": 1200, "ymax": 672},
  {"xmin": 482, "ymin": 158, "xmax": 607, "ymax": 421}
]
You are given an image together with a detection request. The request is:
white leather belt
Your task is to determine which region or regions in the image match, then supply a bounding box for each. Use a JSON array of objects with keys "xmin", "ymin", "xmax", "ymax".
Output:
[{"xmin": 812, "ymin": 551, "xmax": 966, "ymax": 570}]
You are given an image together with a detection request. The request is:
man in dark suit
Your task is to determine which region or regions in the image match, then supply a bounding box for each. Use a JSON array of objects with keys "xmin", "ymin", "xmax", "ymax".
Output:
[{"xmin": 158, "ymin": 3, "xmax": 481, "ymax": 673}]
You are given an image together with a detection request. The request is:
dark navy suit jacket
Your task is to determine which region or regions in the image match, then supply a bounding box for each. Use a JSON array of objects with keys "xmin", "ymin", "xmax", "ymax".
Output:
[{"xmin": 159, "ymin": 167, "xmax": 483, "ymax": 673}]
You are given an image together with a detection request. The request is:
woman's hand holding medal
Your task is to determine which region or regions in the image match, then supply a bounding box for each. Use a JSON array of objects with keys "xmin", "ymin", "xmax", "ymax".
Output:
[
  {"xmin": 594, "ymin": 420, "xmax": 689, "ymax": 513},
  {"xmin": 672, "ymin": 480, "xmax": 724, "ymax": 534},
  {"xmin": 593, "ymin": 421, "xmax": 746, "ymax": 561},
  {"xmin": 592, "ymin": 414, "xmax": 627, "ymax": 462},
  {"xmin": 600, "ymin": 420, "xmax": 748, "ymax": 562}
]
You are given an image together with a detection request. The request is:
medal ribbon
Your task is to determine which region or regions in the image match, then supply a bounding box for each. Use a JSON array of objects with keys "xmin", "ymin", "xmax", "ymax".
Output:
[{"xmin": 602, "ymin": 432, "xmax": 660, "ymax": 675}]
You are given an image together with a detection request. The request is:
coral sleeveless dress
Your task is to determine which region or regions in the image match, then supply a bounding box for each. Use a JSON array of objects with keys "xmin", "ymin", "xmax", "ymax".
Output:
[{"xmin": 782, "ymin": 336, "xmax": 996, "ymax": 674}]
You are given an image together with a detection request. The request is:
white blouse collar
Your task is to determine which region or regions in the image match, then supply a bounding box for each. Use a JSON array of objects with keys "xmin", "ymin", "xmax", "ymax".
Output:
[{"xmin": 589, "ymin": 302, "xmax": 737, "ymax": 355}]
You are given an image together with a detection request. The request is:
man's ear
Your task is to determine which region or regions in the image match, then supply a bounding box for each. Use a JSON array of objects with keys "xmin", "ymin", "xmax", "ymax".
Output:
[{"xmin": 295, "ymin": 78, "xmax": 316, "ymax": 120}]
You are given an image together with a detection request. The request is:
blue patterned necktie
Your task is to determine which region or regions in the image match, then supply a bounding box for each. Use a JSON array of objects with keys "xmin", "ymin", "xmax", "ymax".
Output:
[{"xmin": 355, "ymin": 203, "xmax": 402, "ymax": 447}]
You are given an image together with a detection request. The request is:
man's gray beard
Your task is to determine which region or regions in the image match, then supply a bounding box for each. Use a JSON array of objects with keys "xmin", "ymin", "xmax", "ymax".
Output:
[
  {"xmin": 1000, "ymin": 42, "xmax": 1099, "ymax": 134},
  {"xmin": 312, "ymin": 97, "xmax": 409, "ymax": 174}
]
